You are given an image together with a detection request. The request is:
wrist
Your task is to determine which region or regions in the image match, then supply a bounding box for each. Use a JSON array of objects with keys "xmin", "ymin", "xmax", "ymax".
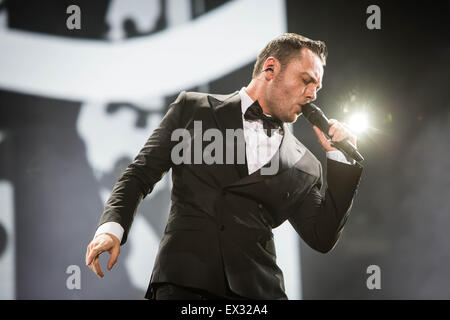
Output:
[{"xmin": 105, "ymin": 232, "xmax": 120, "ymax": 244}]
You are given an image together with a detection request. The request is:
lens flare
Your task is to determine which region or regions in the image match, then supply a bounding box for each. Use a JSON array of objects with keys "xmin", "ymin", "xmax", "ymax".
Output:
[{"xmin": 347, "ymin": 112, "xmax": 369, "ymax": 133}]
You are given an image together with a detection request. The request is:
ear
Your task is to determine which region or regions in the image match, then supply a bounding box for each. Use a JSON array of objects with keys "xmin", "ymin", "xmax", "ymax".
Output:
[
  {"xmin": 262, "ymin": 57, "xmax": 278, "ymax": 80},
  {"xmin": 263, "ymin": 57, "xmax": 276, "ymax": 72}
]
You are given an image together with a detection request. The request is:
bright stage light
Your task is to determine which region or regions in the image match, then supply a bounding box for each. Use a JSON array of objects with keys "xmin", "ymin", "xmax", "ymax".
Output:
[{"xmin": 347, "ymin": 112, "xmax": 369, "ymax": 133}]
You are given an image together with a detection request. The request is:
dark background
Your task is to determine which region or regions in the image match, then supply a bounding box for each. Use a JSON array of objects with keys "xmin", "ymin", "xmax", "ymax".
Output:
[{"xmin": 0, "ymin": 0, "xmax": 449, "ymax": 299}]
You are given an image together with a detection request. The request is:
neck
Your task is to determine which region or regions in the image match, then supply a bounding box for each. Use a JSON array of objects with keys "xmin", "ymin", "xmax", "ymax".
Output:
[{"xmin": 245, "ymin": 78, "xmax": 271, "ymax": 116}]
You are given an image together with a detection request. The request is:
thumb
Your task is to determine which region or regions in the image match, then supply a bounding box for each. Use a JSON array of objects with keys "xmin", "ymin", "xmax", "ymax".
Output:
[
  {"xmin": 312, "ymin": 125, "xmax": 328, "ymax": 146},
  {"xmin": 107, "ymin": 245, "xmax": 120, "ymax": 270}
]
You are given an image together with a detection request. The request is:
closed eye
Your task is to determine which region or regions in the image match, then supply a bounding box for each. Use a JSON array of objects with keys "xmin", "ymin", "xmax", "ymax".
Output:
[{"xmin": 303, "ymin": 77, "xmax": 322, "ymax": 92}]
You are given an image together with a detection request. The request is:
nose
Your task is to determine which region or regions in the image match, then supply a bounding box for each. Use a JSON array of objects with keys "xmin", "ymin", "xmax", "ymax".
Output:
[{"xmin": 305, "ymin": 86, "xmax": 317, "ymax": 102}]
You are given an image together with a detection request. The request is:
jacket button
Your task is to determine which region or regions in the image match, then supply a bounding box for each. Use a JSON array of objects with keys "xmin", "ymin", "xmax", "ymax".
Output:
[
  {"xmin": 258, "ymin": 203, "xmax": 263, "ymax": 210},
  {"xmin": 219, "ymin": 225, "xmax": 225, "ymax": 231}
]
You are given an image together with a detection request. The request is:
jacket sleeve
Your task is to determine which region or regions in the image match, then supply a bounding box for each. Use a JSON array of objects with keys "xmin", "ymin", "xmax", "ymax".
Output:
[
  {"xmin": 97, "ymin": 91, "xmax": 187, "ymax": 245},
  {"xmin": 288, "ymin": 158, "xmax": 363, "ymax": 253}
]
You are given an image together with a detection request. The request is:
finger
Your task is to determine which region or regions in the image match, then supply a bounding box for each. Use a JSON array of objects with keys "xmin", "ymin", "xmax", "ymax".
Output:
[
  {"xmin": 347, "ymin": 133, "xmax": 357, "ymax": 147},
  {"xmin": 86, "ymin": 246, "xmax": 103, "ymax": 266},
  {"xmin": 314, "ymin": 126, "xmax": 337, "ymax": 151},
  {"xmin": 85, "ymin": 245, "xmax": 91, "ymax": 266},
  {"xmin": 107, "ymin": 245, "xmax": 120, "ymax": 270},
  {"xmin": 88, "ymin": 256, "xmax": 96, "ymax": 275},
  {"xmin": 351, "ymin": 135, "xmax": 357, "ymax": 147},
  {"xmin": 88, "ymin": 260, "xmax": 96, "ymax": 275},
  {"xmin": 340, "ymin": 124, "xmax": 357, "ymax": 144},
  {"xmin": 91, "ymin": 256, "xmax": 104, "ymax": 278},
  {"xmin": 328, "ymin": 119, "xmax": 337, "ymax": 135},
  {"xmin": 85, "ymin": 242, "xmax": 97, "ymax": 266},
  {"xmin": 86, "ymin": 247, "xmax": 96, "ymax": 266},
  {"xmin": 331, "ymin": 129, "xmax": 347, "ymax": 142},
  {"xmin": 313, "ymin": 125, "xmax": 329, "ymax": 146},
  {"xmin": 328, "ymin": 123, "xmax": 338, "ymax": 137},
  {"xmin": 341, "ymin": 122, "xmax": 352, "ymax": 131}
]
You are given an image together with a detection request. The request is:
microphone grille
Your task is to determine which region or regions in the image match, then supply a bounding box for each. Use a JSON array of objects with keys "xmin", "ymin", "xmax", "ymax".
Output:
[{"xmin": 301, "ymin": 103, "xmax": 318, "ymax": 120}]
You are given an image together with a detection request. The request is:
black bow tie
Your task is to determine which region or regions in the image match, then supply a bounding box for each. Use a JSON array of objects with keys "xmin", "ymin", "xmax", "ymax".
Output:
[{"xmin": 244, "ymin": 101, "xmax": 283, "ymax": 137}]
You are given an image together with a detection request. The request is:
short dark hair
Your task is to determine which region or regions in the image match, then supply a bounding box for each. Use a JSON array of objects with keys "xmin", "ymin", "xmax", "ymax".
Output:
[{"xmin": 252, "ymin": 33, "xmax": 328, "ymax": 78}]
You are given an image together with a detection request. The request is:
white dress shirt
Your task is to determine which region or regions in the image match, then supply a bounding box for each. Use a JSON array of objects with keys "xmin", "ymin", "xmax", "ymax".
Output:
[
  {"xmin": 240, "ymin": 87, "xmax": 284, "ymax": 175},
  {"xmin": 94, "ymin": 88, "xmax": 354, "ymax": 242}
]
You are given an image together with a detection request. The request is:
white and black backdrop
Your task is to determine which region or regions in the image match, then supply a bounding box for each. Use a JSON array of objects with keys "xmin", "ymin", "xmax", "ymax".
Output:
[{"xmin": 0, "ymin": 0, "xmax": 449, "ymax": 299}]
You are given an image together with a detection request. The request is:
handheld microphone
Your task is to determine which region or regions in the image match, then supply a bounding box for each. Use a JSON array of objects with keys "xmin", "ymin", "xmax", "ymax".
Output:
[{"xmin": 302, "ymin": 103, "xmax": 364, "ymax": 162}]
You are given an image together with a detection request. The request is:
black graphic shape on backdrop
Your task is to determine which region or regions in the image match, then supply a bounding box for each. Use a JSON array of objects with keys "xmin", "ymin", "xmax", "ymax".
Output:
[
  {"xmin": 6, "ymin": 0, "xmax": 110, "ymax": 39},
  {"xmin": 286, "ymin": 0, "xmax": 450, "ymax": 299},
  {"xmin": 0, "ymin": 89, "xmax": 143, "ymax": 299},
  {"xmin": 0, "ymin": 223, "xmax": 7, "ymax": 257},
  {"xmin": 123, "ymin": 0, "xmax": 166, "ymax": 38},
  {"xmin": 106, "ymin": 103, "xmax": 164, "ymax": 128}
]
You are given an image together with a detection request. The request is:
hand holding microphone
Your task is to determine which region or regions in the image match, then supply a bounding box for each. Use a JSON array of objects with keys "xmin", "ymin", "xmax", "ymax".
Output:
[
  {"xmin": 312, "ymin": 119, "xmax": 356, "ymax": 152},
  {"xmin": 302, "ymin": 103, "xmax": 364, "ymax": 162}
]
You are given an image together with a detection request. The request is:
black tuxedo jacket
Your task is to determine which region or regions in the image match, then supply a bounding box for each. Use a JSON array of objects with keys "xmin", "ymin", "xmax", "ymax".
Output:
[{"xmin": 98, "ymin": 91, "xmax": 363, "ymax": 300}]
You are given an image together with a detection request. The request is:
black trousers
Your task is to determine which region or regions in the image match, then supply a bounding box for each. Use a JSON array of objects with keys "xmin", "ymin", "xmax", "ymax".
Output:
[{"xmin": 152, "ymin": 282, "xmax": 248, "ymax": 300}]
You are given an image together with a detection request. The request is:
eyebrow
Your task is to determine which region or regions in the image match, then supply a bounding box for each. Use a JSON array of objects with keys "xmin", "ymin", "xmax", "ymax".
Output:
[{"xmin": 300, "ymin": 72, "xmax": 322, "ymax": 90}]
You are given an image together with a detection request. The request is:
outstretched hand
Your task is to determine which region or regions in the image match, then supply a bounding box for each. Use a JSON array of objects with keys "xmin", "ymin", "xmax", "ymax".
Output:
[{"xmin": 85, "ymin": 233, "xmax": 120, "ymax": 278}]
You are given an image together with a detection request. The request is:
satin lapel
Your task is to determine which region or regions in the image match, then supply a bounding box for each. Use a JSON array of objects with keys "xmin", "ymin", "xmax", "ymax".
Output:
[
  {"xmin": 225, "ymin": 123, "xmax": 306, "ymax": 188},
  {"xmin": 278, "ymin": 123, "xmax": 307, "ymax": 171},
  {"xmin": 209, "ymin": 92, "xmax": 249, "ymax": 181}
]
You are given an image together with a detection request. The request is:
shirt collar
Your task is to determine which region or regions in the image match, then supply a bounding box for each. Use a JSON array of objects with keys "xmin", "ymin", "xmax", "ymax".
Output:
[
  {"xmin": 239, "ymin": 87, "xmax": 277, "ymax": 119},
  {"xmin": 239, "ymin": 87, "xmax": 255, "ymax": 115},
  {"xmin": 239, "ymin": 87, "xmax": 285, "ymax": 135}
]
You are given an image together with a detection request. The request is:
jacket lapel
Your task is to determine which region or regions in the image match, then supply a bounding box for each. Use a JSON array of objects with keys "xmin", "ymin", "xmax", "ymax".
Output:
[
  {"xmin": 209, "ymin": 92, "xmax": 249, "ymax": 181},
  {"xmin": 225, "ymin": 123, "xmax": 306, "ymax": 188},
  {"xmin": 208, "ymin": 92, "xmax": 311, "ymax": 189}
]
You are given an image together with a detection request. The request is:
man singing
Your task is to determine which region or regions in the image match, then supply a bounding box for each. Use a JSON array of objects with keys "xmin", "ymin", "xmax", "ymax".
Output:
[{"xmin": 85, "ymin": 33, "xmax": 363, "ymax": 300}]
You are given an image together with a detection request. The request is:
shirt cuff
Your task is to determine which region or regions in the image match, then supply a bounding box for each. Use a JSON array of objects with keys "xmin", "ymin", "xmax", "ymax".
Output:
[
  {"xmin": 94, "ymin": 222, "xmax": 124, "ymax": 243},
  {"xmin": 326, "ymin": 150, "xmax": 355, "ymax": 165}
]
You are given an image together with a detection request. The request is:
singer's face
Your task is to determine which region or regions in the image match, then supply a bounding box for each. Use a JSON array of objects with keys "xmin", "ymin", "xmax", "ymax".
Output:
[{"xmin": 267, "ymin": 48, "xmax": 324, "ymax": 123}]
